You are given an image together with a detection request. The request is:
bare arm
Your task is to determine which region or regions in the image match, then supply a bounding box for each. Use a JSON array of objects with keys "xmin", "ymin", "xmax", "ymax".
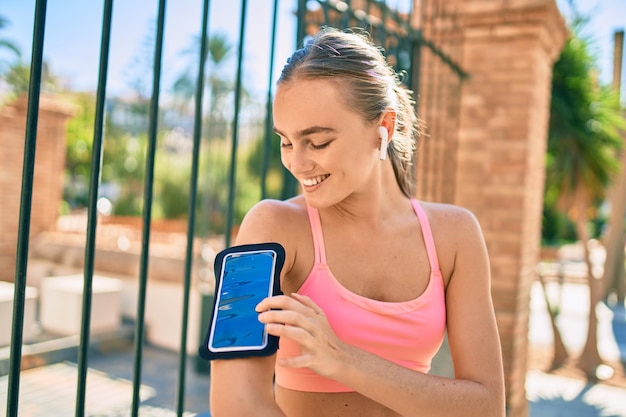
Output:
[
  {"xmin": 257, "ymin": 206, "xmax": 505, "ymax": 417},
  {"xmin": 209, "ymin": 200, "xmax": 298, "ymax": 417},
  {"xmin": 210, "ymin": 356, "xmax": 285, "ymax": 417}
]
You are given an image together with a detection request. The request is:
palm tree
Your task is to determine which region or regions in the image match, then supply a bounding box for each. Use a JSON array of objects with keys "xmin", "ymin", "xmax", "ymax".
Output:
[
  {"xmin": 0, "ymin": 16, "xmax": 21, "ymax": 71},
  {"xmin": 546, "ymin": 14, "xmax": 625, "ymax": 378},
  {"xmin": 169, "ymin": 32, "xmax": 237, "ymax": 236},
  {"xmin": 602, "ymin": 30, "xmax": 626, "ymax": 306},
  {"xmin": 171, "ymin": 32, "xmax": 234, "ymax": 139},
  {"xmin": 0, "ymin": 15, "xmax": 22, "ymax": 101}
]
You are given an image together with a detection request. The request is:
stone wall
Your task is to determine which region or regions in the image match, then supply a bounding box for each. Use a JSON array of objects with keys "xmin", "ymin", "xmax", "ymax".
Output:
[
  {"xmin": 0, "ymin": 94, "xmax": 74, "ymax": 281},
  {"xmin": 415, "ymin": 1, "xmax": 568, "ymax": 416}
]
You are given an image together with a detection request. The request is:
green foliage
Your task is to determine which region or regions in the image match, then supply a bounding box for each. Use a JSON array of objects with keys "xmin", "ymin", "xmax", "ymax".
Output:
[
  {"xmin": 233, "ymin": 144, "xmax": 264, "ymax": 221},
  {"xmin": 2, "ymin": 60, "xmax": 60, "ymax": 99},
  {"xmin": 0, "ymin": 15, "xmax": 21, "ymax": 73},
  {"xmin": 55, "ymin": 27, "xmax": 278, "ymax": 239},
  {"xmin": 3, "ymin": 62, "xmax": 29, "ymax": 94},
  {"xmin": 92, "ymin": 131, "xmax": 266, "ymax": 237},
  {"xmin": 63, "ymin": 92, "xmax": 152, "ymax": 214},
  {"xmin": 193, "ymin": 139, "xmax": 262, "ymax": 236},
  {"xmin": 541, "ymin": 207, "xmax": 577, "ymax": 246},
  {"xmin": 64, "ymin": 92, "xmax": 96, "ymax": 208},
  {"xmin": 245, "ymin": 130, "xmax": 285, "ymax": 199},
  {"xmin": 105, "ymin": 134, "xmax": 147, "ymax": 216},
  {"xmin": 154, "ymin": 151, "xmax": 192, "ymax": 219},
  {"xmin": 543, "ymin": 15, "xmax": 625, "ymax": 243}
]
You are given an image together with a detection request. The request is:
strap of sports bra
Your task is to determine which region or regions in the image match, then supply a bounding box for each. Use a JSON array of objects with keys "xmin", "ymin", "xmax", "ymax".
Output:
[
  {"xmin": 410, "ymin": 199, "xmax": 441, "ymax": 273},
  {"xmin": 306, "ymin": 205, "xmax": 327, "ymax": 265},
  {"xmin": 307, "ymin": 201, "xmax": 439, "ymax": 272}
]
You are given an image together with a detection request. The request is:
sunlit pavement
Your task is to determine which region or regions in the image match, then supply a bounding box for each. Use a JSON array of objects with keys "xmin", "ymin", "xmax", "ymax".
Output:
[
  {"xmin": 528, "ymin": 279, "xmax": 626, "ymax": 417},
  {"xmin": 527, "ymin": 370, "xmax": 626, "ymax": 417}
]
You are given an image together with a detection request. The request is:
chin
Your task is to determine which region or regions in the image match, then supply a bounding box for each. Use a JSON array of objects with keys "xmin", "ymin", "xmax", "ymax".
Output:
[{"xmin": 302, "ymin": 192, "xmax": 348, "ymax": 210}]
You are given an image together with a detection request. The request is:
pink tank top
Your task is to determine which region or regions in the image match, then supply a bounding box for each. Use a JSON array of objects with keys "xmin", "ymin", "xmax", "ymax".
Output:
[{"xmin": 275, "ymin": 199, "xmax": 446, "ymax": 392}]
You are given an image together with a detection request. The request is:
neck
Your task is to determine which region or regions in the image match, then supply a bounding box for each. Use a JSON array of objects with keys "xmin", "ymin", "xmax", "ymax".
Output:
[{"xmin": 322, "ymin": 178, "xmax": 410, "ymax": 228}]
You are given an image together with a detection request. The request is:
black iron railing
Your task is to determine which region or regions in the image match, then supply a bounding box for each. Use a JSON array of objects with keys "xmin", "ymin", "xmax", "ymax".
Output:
[{"xmin": 5, "ymin": 1, "xmax": 464, "ymax": 416}]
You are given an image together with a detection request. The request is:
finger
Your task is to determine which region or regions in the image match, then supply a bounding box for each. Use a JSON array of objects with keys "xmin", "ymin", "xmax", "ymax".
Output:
[
  {"xmin": 276, "ymin": 353, "xmax": 313, "ymax": 369},
  {"xmin": 255, "ymin": 294, "xmax": 291, "ymax": 312},
  {"xmin": 264, "ymin": 321, "xmax": 313, "ymax": 345},
  {"xmin": 256, "ymin": 293, "xmax": 313, "ymax": 313},
  {"xmin": 258, "ymin": 308, "xmax": 314, "ymax": 329}
]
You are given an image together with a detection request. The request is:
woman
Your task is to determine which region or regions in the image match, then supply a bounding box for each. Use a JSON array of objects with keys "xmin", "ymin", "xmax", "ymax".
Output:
[{"xmin": 210, "ymin": 28, "xmax": 505, "ymax": 417}]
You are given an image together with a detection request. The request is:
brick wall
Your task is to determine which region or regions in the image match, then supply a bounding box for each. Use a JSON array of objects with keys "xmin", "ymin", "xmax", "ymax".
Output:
[
  {"xmin": 0, "ymin": 94, "xmax": 74, "ymax": 281},
  {"xmin": 416, "ymin": 1, "xmax": 567, "ymax": 416}
]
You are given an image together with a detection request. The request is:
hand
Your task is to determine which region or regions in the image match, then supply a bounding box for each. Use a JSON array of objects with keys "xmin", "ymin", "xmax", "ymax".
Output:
[{"xmin": 256, "ymin": 293, "xmax": 347, "ymax": 378}]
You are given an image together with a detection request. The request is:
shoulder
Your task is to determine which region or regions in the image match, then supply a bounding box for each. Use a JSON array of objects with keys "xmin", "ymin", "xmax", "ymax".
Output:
[
  {"xmin": 419, "ymin": 201, "xmax": 483, "ymax": 239},
  {"xmin": 235, "ymin": 197, "xmax": 309, "ymax": 245},
  {"xmin": 235, "ymin": 196, "xmax": 312, "ymax": 286},
  {"xmin": 417, "ymin": 201, "xmax": 487, "ymax": 281}
]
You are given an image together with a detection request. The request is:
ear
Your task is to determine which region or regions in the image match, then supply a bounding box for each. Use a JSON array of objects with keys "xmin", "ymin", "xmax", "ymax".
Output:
[
  {"xmin": 379, "ymin": 126, "xmax": 388, "ymax": 161},
  {"xmin": 378, "ymin": 109, "xmax": 396, "ymax": 161},
  {"xmin": 379, "ymin": 109, "xmax": 396, "ymax": 137}
]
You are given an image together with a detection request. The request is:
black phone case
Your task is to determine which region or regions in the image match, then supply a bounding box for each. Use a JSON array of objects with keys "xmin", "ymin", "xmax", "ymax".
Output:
[{"xmin": 198, "ymin": 242, "xmax": 285, "ymax": 361}]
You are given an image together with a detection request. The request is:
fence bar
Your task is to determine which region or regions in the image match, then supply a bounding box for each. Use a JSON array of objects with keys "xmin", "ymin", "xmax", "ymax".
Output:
[
  {"xmin": 411, "ymin": 29, "xmax": 422, "ymax": 112},
  {"xmin": 405, "ymin": 1, "xmax": 415, "ymax": 89},
  {"xmin": 411, "ymin": 30, "xmax": 467, "ymax": 79},
  {"xmin": 278, "ymin": 0, "xmax": 309, "ymax": 200},
  {"xmin": 322, "ymin": 0, "xmax": 330, "ymax": 24},
  {"xmin": 175, "ymin": 0, "xmax": 211, "ymax": 414},
  {"xmin": 6, "ymin": 1, "xmax": 47, "ymax": 416},
  {"xmin": 379, "ymin": 1, "xmax": 389, "ymax": 47},
  {"xmin": 431, "ymin": 0, "xmax": 444, "ymax": 200},
  {"xmin": 224, "ymin": 0, "xmax": 248, "ymax": 248},
  {"xmin": 261, "ymin": 0, "xmax": 280, "ymax": 199},
  {"xmin": 74, "ymin": 1, "xmax": 114, "ymax": 416},
  {"xmin": 341, "ymin": 0, "xmax": 352, "ymax": 27},
  {"xmin": 131, "ymin": 0, "xmax": 167, "ymax": 415}
]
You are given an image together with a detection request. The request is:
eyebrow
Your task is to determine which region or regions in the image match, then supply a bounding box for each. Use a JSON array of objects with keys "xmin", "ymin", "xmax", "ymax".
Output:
[{"xmin": 273, "ymin": 126, "xmax": 338, "ymax": 139}]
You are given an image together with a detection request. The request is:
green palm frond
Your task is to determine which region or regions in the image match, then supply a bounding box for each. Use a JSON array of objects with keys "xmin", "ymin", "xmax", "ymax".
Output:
[
  {"xmin": 546, "ymin": 23, "xmax": 625, "ymax": 214},
  {"xmin": 0, "ymin": 16, "xmax": 21, "ymax": 59}
]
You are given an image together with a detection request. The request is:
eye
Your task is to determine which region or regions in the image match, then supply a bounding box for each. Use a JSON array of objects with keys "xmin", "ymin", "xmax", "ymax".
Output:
[
  {"xmin": 311, "ymin": 141, "xmax": 330, "ymax": 150},
  {"xmin": 276, "ymin": 133, "xmax": 292, "ymax": 149}
]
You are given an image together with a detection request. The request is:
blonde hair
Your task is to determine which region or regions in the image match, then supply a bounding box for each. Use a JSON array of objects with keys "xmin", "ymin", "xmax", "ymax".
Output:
[{"xmin": 278, "ymin": 28, "xmax": 420, "ymax": 197}]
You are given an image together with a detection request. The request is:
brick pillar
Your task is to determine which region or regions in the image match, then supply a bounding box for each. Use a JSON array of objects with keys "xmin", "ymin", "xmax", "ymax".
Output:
[
  {"xmin": 454, "ymin": 2, "xmax": 566, "ymax": 416},
  {"xmin": 415, "ymin": 1, "xmax": 568, "ymax": 416},
  {"xmin": 0, "ymin": 94, "xmax": 74, "ymax": 281}
]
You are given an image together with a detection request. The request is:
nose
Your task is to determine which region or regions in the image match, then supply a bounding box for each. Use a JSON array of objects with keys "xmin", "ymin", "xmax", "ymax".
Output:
[{"xmin": 283, "ymin": 145, "xmax": 314, "ymax": 175}]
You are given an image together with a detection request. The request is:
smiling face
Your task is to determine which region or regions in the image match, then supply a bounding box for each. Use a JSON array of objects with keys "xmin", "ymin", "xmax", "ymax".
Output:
[{"xmin": 273, "ymin": 78, "xmax": 382, "ymax": 208}]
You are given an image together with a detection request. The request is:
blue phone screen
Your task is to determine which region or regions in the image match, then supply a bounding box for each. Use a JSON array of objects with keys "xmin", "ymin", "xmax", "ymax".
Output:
[{"xmin": 210, "ymin": 250, "xmax": 276, "ymax": 351}]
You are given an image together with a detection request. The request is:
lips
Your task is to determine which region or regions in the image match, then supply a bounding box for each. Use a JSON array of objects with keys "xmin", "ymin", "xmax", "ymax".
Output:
[{"xmin": 301, "ymin": 174, "xmax": 330, "ymax": 187}]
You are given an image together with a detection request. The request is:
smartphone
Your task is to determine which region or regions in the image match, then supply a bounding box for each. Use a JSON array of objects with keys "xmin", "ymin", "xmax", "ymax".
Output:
[{"xmin": 200, "ymin": 243, "xmax": 284, "ymax": 359}]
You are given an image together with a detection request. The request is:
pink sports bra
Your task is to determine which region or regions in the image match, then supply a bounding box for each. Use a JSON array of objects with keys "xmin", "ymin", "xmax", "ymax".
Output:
[{"xmin": 275, "ymin": 199, "xmax": 446, "ymax": 392}]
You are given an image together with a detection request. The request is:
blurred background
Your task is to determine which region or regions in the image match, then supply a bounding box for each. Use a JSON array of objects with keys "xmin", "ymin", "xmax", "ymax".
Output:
[{"xmin": 0, "ymin": 1, "xmax": 624, "ymax": 416}]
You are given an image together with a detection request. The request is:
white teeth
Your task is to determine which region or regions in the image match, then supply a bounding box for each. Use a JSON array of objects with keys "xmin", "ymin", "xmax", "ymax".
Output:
[{"xmin": 301, "ymin": 175, "xmax": 329, "ymax": 186}]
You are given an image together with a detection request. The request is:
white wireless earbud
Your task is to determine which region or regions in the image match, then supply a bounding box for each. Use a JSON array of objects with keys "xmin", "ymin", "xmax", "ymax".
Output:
[{"xmin": 379, "ymin": 126, "xmax": 388, "ymax": 161}]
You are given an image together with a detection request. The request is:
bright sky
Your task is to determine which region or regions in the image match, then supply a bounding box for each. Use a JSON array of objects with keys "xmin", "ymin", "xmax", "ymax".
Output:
[
  {"xmin": 0, "ymin": 0, "xmax": 299, "ymax": 98},
  {"xmin": 0, "ymin": 0, "xmax": 625, "ymax": 99},
  {"xmin": 557, "ymin": 0, "xmax": 626, "ymax": 95}
]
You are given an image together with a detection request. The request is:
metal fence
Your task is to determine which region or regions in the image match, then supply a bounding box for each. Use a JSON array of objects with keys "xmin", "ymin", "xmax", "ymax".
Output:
[{"xmin": 5, "ymin": 0, "xmax": 465, "ymax": 416}]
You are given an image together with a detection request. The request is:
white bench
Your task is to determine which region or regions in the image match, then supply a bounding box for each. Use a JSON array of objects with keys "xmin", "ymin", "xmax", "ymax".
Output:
[
  {"xmin": 40, "ymin": 275, "xmax": 122, "ymax": 336},
  {"xmin": 0, "ymin": 281, "xmax": 39, "ymax": 346}
]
